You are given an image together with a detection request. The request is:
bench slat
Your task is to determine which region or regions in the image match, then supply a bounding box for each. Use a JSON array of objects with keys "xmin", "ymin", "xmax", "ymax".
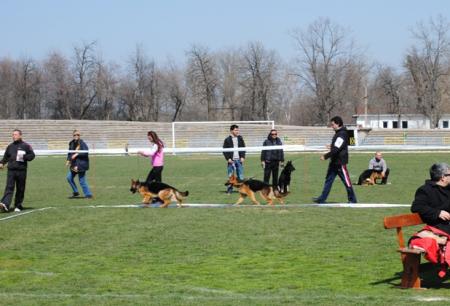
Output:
[
  {"xmin": 397, "ymin": 247, "xmax": 424, "ymax": 255},
  {"xmin": 384, "ymin": 213, "xmax": 423, "ymax": 229}
]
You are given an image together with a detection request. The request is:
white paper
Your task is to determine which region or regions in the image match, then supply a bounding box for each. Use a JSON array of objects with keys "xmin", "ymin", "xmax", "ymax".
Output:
[{"xmin": 16, "ymin": 150, "xmax": 25, "ymax": 162}]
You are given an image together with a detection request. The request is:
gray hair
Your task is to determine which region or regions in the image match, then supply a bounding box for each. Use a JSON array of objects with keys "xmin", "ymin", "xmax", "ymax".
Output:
[{"xmin": 430, "ymin": 163, "xmax": 449, "ymax": 181}]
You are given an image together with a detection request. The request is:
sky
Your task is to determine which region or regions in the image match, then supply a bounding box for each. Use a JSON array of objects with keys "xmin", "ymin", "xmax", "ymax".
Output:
[{"xmin": 1, "ymin": 0, "xmax": 449, "ymax": 68}]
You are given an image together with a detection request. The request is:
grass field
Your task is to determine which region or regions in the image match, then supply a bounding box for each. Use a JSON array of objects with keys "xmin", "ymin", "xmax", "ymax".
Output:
[{"xmin": 1, "ymin": 152, "xmax": 450, "ymax": 305}]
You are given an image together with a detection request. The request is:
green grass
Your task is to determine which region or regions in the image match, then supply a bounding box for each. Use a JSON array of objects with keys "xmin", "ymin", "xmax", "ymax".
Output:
[{"xmin": 1, "ymin": 153, "xmax": 450, "ymax": 305}]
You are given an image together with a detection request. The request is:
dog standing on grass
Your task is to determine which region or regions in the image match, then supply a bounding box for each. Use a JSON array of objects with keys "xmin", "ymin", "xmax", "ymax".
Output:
[
  {"xmin": 130, "ymin": 179, "xmax": 188, "ymax": 208},
  {"xmin": 225, "ymin": 174, "xmax": 288, "ymax": 205}
]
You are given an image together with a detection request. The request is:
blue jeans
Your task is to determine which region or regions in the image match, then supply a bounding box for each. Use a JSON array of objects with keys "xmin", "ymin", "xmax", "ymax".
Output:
[
  {"xmin": 67, "ymin": 170, "xmax": 92, "ymax": 197},
  {"xmin": 316, "ymin": 164, "xmax": 357, "ymax": 203},
  {"xmin": 227, "ymin": 160, "xmax": 244, "ymax": 193}
]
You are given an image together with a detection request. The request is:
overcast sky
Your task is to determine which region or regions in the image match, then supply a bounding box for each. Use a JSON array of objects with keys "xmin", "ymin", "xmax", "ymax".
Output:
[{"xmin": 1, "ymin": 0, "xmax": 449, "ymax": 68}]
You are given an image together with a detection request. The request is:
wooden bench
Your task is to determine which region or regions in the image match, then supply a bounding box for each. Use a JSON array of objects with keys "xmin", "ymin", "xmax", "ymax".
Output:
[{"xmin": 383, "ymin": 213, "xmax": 424, "ymax": 289}]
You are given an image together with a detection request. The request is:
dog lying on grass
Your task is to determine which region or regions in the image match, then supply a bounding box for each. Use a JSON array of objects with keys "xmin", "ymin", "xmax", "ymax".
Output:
[
  {"xmin": 224, "ymin": 174, "xmax": 287, "ymax": 205},
  {"xmin": 362, "ymin": 171, "xmax": 384, "ymax": 186},
  {"xmin": 130, "ymin": 179, "xmax": 189, "ymax": 208}
]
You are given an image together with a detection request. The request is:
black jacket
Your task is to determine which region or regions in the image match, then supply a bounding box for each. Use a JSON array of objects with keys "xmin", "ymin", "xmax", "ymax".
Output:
[
  {"xmin": 223, "ymin": 135, "xmax": 246, "ymax": 161},
  {"xmin": 0, "ymin": 140, "xmax": 35, "ymax": 170},
  {"xmin": 67, "ymin": 139, "xmax": 90, "ymax": 172},
  {"xmin": 260, "ymin": 134, "xmax": 284, "ymax": 162},
  {"xmin": 324, "ymin": 126, "xmax": 349, "ymax": 166},
  {"xmin": 411, "ymin": 180, "xmax": 450, "ymax": 234}
]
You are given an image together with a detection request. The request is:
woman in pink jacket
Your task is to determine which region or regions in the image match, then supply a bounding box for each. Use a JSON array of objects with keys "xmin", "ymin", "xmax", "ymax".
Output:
[{"xmin": 138, "ymin": 131, "xmax": 164, "ymax": 184}]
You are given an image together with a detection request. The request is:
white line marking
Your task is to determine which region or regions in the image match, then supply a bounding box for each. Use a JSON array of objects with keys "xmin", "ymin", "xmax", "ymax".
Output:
[
  {"xmin": 0, "ymin": 207, "xmax": 53, "ymax": 221},
  {"xmin": 0, "ymin": 203, "xmax": 410, "ymax": 221}
]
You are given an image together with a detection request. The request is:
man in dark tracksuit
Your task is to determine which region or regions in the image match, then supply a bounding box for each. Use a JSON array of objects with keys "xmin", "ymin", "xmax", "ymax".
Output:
[
  {"xmin": 0, "ymin": 129, "xmax": 35, "ymax": 212},
  {"xmin": 313, "ymin": 116, "xmax": 357, "ymax": 204},
  {"xmin": 261, "ymin": 129, "xmax": 284, "ymax": 187}
]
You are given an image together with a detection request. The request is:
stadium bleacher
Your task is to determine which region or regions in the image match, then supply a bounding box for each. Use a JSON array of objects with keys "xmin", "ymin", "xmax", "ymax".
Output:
[{"xmin": 1, "ymin": 120, "xmax": 449, "ymax": 151}]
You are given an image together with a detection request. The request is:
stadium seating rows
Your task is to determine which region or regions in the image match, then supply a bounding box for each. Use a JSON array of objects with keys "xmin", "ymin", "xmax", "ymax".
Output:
[{"xmin": 1, "ymin": 120, "xmax": 449, "ymax": 150}]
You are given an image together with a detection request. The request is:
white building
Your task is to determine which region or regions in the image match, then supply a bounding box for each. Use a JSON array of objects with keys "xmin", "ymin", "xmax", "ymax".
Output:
[{"xmin": 354, "ymin": 114, "xmax": 450, "ymax": 129}]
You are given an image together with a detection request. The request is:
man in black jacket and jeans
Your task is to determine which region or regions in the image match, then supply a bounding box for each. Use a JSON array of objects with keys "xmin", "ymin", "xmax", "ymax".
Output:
[
  {"xmin": 313, "ymin": 116, "xmax": 357, "ymax": 204},
  {"xmin": 261, "ymin": 129, "xmax": 284, "ymax": 188},
  {"xmin": 223, "ymin": 124, "xmax": 246, "ymax": 194},
  {"xmin": 0, "ymin": 129, "xmax": 35, "ymax": 212}
]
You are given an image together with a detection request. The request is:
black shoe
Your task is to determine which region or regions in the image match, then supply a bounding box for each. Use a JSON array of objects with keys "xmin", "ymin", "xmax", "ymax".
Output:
[
  {"xmin": 69, "ymin": 192, "xmax": 80, "ymax": 199},
  {"xmin": 312, "ymin": 197, "xmax": 324, "ymax": 204},
  {"xmin": 85, "ymin": 195, "xmax": 93, "ymax": 199}
]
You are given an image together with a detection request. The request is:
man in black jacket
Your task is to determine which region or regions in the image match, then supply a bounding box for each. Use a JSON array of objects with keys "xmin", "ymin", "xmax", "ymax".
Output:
[
  {"xmin": 0, "ymin": 129, "xmax": 35, "ymax": 212},
  {"xmin": 223, "ymin": 124, "xmax": 246, "ymax": 194},
  {"xmin": 411, "ymin": 163, "xmax": 450, "ymax": 234},
  {"xmin": 313, "ymin": 116, "xmax": 357, "ymax": 204},
  {"xmin": 261, "ymin": 129, "xmax": 284, "ymax": 187}
]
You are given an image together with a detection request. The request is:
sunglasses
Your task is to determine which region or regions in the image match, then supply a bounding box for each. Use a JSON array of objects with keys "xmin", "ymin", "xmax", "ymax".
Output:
[
  {"xmin": 271, "ymin": 133, "xmax": 277, "ymax": 136},
  {"xmin": 445, "ymin": 174, "xmax": 450, "ymax": 177},
  {"xmin": 73, "ymin": 134, "xmax": 80, "ymax": 137}
]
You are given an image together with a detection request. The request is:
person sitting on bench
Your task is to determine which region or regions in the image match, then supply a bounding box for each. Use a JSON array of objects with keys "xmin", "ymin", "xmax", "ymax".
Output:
[{"xmin": 357, "ymin": 152, "xmax": 390, "ymax": 185}]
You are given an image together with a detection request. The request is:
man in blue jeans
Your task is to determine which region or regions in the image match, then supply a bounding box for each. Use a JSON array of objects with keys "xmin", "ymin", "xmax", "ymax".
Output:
[
  {"xmin": 223, "ymin": 124, "xmax": 246, "ymax": 194},
  {"xmin": 313, "ymin": 116, "xmax": 357, "ymax": 204},
  {"xmin": 66, "ymin": 130, "xmax": 93, "ymax": 199}
]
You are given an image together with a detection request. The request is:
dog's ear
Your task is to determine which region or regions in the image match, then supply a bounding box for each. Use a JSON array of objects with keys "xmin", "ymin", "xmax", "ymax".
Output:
[{"xmin": 131, "ymin": 179, "xmax": 135, "ymax": 184}]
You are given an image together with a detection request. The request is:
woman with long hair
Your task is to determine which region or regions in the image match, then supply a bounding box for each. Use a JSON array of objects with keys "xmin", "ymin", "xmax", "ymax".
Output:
[{"xmin": 138, "ymin": 131, "xmax": 164, "ymax": 184}]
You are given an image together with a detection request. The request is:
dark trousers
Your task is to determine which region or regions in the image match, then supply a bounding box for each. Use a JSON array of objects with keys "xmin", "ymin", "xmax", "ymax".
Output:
[
  {"xmin": 357, "ymin": 168, "xmax": 390, "ymax": 185},
  {"xmin": 263, "ymin": 161, "xmax": 279, "ymax": 187},
  {"xmin": 317, "ymin": 164, "xmax": 357, "ymax": 203},
  {"xmin": 145, "ymin": 166, "xmax": 163, "ymax": 184},
  {"xmin": 1, "ymin": 169, "xmax": 27, "ymax": 209}
]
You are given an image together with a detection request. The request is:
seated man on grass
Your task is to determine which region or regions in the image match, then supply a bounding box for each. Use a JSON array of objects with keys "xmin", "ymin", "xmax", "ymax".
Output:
[{"xmin": 357, "ymin": 151, "xmax": 390, "ymax": 185}]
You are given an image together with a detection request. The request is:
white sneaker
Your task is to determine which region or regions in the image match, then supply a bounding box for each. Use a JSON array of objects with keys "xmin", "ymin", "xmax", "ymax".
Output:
[
  {"xmin": 0, "ymin": 203, "xmax": 8, "ymax": 212},
  {"xmin": 14, "ymin": 207, "xmax": 21, "ymax": 212}
]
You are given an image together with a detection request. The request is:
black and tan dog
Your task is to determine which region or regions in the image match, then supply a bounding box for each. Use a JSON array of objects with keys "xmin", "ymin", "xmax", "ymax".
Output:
[
  {"xmin": 225, "ymin": 175, "xmax": 287, "ymax": 205},
  {"xmin": 363, "ymin": 171, "xmax": 383, "ymax": 186},
  {"xmin": 278, "ymin": 160, "xmax": 295, "ymax": 193},
  {"xmin": 130, "ymin": 179, "xmax": 189, "ymax": 208}
]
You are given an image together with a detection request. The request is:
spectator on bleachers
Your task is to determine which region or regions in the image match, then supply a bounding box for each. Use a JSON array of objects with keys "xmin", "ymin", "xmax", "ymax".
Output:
[
  {"xmin": 357, "ymin": 152, "xmax": 390, "ymax": 185},
  {"xmin": 223, "ymin": 124, "xmax": 246, "ymax": 194},
  {"xmin": 66, "ymin": 130, "xmax": 93, "ymax": 199},
  {"xmin": 0, "ymin": 129, "xmax": 35, "ymax": 212},
  {"xmin": 261, "ymin": 129, "xmax": 284, "ymax": 188}
]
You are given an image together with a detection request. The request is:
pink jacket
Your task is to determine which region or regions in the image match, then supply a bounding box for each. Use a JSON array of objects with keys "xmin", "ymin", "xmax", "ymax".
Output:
[{"xmin": 141, "ymin": 143, "xmax": 164, "ymax": 167}]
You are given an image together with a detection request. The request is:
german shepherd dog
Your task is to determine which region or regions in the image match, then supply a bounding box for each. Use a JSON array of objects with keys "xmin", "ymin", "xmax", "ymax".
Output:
[
  {"xmin": 278, "ymin": 160, "xmax": 295, "ymax": 193},
  {"xmin": 130, "ymin": 179, "xmax": 189, "ymax": 208},
  {"xmin": 363, "ymin": 171, "xmax": 383, "ymax": 185},
  {"xmin": 225, "ymin": 175, "xmax": 287, "ymax": 205}
]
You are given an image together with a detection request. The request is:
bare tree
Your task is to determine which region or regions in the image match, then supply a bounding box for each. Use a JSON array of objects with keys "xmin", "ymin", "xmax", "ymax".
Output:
[
  {"xmin": 94, "ymin": 60, "xmax": 118, "ymax": 120},
  {"xmin": 186, "ymin": 45, "xmax": 217, "ymax": 120},
  {"xmin": 161, "ymin": 60, "xmax": 187, "ymax": 121},
  {"xmin": 216, "ymin": 49, "xmax": 243, "ymax": 120},
  {"xmin": 70, "ymin": 41, "xmax": 99, "ymax": 119},
  {"xmin": 405, "ymin": 15, "xmax": 450, "ymax": 128},
  {"xmin": 14, "ymin": 58, "xmax": 42, "ymax": 119},
  {"xmin": 42, "ymin": 52, "xmax": 72, "ymax": 119},
  {"xmin": 240, "ymin": 42, "xmax": 278, "ymax": 120},
  {"xmin": 291, "ymin": 17, "xmax": 363, "ymax": 124},
  {"xmin": 123, "ymin": 45, "xmax": 160, "ymax": 121},
  {"xmin": 0, "ymin": 58, "xmax": 17, "ymax": 118}
]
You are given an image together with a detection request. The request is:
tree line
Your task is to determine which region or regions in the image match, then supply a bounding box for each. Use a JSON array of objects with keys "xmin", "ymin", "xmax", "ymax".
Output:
[{"xmin": 1, "ymin": 16, "xmax": 450, "ymax": 126}]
